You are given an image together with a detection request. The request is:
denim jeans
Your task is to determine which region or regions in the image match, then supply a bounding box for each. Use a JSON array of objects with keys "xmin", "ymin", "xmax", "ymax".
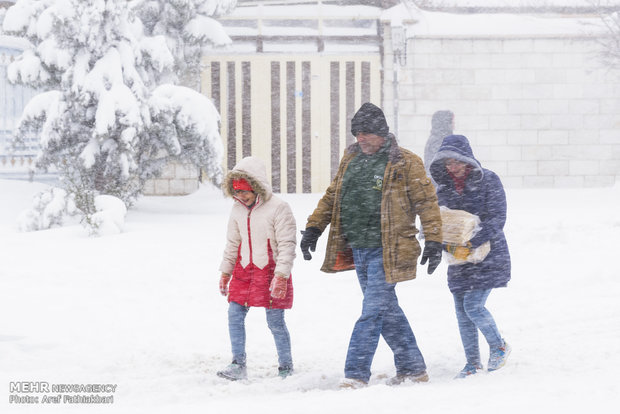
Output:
[
  {"xmin": 228, "ymin": 301, "xmax": 292, "ymax": 367},
  {"xmin": 453, "ymin": 289, "xmax": 503, "ymax": 365},
  {"xmin": 345, "ymin": 248, "xmax": 426, "ymax": 382}
]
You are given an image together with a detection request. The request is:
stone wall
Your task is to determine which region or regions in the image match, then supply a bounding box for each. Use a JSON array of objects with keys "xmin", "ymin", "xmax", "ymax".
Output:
[
  {"xmin": 391, "ymin": 34, "xmax": 620, "ymax": 188},
  {"xmin": 143, "ymin": 162, "xmax": 200, "ymax": 196}
]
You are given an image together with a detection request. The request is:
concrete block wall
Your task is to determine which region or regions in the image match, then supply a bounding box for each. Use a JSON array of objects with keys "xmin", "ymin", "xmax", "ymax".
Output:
[
  {"xmin": 143, "ymin": 162, "xmax": 200, "ymax": 196},
  {"xmin": 395, "ymin": 35, "xmax": 620, "ymax": 188}
]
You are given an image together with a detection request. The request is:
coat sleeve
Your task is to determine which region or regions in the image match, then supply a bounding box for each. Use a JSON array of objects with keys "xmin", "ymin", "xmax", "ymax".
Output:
[
  {"xmin": 306, "ymin": 151, "xmax": 354, "ymax": 231},
  {"xmin": 273, "ymin": 201, "xmax": 297, "ymax": 278},
  {"xmin": 469, "ymin": 171, "xmax": 507, "ymax": 248},
  {"xmin": 219, "ymin": 210, "xmax": 241, "ymax": 275},
  {"xmin": 305, "ymin": 172, "xmax": 338, "ymax": 232},
  {"xmin": 407, "ymin": 156, "xmax": 443, "ymax": 243}
]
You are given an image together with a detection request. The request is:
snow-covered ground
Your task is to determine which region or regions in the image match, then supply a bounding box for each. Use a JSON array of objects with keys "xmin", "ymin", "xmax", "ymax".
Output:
[{"xmin": 1, "ymin": 178, "xmax": 619, "ymax": 413}]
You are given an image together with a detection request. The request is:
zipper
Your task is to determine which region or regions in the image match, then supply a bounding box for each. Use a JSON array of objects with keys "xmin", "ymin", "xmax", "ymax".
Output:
[
  {"xmin": 243, "ymin": 195, "xmax": 260, "ymax": 306},
  {"xmin": 381, "ymin": 164, "xmax": 392, "ymax": 277},
  {"xmin": 245, "ymin": 194, "xmax": 261, "ymax": 265},
  {"xmin": 245, "ymin": 207, "xmax": 253, "ymax": 306},
  {"xmin": 247, "ymin": 211, "xmax": 253, "ymax": 264}
]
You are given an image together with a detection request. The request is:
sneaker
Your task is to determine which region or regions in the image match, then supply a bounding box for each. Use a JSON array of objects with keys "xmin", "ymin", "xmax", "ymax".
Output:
[
  {"xmin": 339, "ymin": 378, "xmax": 368, "ymax": 389},
  {"xmin": 386, "ymin": 371, "xmax": 429, "ymax": 386},
  {"xmin": 454, "ymin": 363, "xmax": 484, "ymax": 379},
  {"xmin": 278, "ymin": 366, "xmax": 294, "ymax": 378},
  {"xmin": 216, "ymin": 361, "xmax": 247, "ymax": 381},
  {"xmin": 488, "ymin": 340, "xmax": 511, "ymax": 371}
]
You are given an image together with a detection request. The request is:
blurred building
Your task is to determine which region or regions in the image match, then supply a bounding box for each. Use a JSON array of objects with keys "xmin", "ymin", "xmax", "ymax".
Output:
[
  {"xmin": 203, "ymin": 0, "xmax": 620, "ymax": 190},
  {"xmin": 1, "ymin": 0, "xmax": 619, "ymax": 191}
]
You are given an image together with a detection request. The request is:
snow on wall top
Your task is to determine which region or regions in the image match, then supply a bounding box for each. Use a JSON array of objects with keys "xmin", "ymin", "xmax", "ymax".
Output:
[
  {"xmin": 227, "ymin": 3, "xmax": 382, "ymax": 18},
  {"xmin": 416, "ymin": 0, "xmax": 620, "ymax": 8},
  {"xmin": 382, "ymin": 3, "xmax": 604, "ymax": 37},
  {"xmin": 225, "ymin": 2, "xmax": 606, "ymax": 38},
  {"xmin": 220, "ymin": 3, "xmax": 384, "ymax": 43}
]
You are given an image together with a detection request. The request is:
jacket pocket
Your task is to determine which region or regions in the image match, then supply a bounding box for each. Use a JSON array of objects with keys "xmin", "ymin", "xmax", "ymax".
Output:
[{"xmin": 393, "ymin": 226, "xmax": 421, "ymax": 270}]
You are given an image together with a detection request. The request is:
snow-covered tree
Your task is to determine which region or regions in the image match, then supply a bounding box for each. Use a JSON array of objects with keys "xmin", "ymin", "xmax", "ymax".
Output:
[
  {"xmin": 3, "ymin": 0, "xmax": 233, "ymax": 232},
  {"xmin": 17, "ymin": 187, "xmax": 77, "ymax": 232},
  {"xmin": 132, "ymin": 0, "xmax": 235, "ymax": 88}
]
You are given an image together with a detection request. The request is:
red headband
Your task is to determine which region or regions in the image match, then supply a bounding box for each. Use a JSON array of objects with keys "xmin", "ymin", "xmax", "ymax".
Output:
[{"xmin": 232, "ymin": 178, "xmax": 253, "ymax": 192}]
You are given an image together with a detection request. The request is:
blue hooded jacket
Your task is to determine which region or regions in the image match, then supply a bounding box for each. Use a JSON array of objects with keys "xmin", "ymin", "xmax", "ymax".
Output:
[{"xmin": 429, "ymin": 135, "xmax": 511, "ymax": 293}]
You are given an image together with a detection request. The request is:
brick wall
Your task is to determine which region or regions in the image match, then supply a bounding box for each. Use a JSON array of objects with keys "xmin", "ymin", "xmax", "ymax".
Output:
[{"xmin": 392, "ymin": 35, "xmax": 620, "ymax": 188}]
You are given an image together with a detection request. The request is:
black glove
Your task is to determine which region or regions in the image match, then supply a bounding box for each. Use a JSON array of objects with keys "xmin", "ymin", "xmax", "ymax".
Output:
[
  {"xmin": 420, "ymin": 241, "xmax": 442, "ymax": 274},
  {"xmin": 300, "ymin": 227, "xmax": 321, "ymax": 260}
]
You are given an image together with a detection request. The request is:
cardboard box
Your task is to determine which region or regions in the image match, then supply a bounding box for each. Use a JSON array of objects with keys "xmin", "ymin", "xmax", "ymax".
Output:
[{"xmin": 440, "ymin": 206, "xmax": 480, "ymax": 245}]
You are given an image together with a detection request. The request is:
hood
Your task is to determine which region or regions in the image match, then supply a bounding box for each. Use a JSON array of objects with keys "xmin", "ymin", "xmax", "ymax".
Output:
[
  {"xmin": 223, "ymin": 156, "xmax": 272, "ymax": 201},
  {"xmin": 429, "ymin": 134, "xmax": 483, "ymax": 185},
  {"xmin": 430, "ymin": 110, "xmax": 454, "ymax": 139},
  {"xmin": 424, "ymin": 110, "xmax": 455, "ymax": 169}
]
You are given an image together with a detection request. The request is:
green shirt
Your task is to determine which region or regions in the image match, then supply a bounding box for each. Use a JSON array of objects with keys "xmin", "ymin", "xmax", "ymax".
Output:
[{"xmin": 339, "ymin": 139, "xmax": 391, "ymax": 248}]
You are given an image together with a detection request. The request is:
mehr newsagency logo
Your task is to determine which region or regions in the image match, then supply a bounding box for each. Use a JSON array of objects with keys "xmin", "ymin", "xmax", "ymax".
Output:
[{"xmin": 9, "ymin": 381, "xmax": 117, "ymax": 405}]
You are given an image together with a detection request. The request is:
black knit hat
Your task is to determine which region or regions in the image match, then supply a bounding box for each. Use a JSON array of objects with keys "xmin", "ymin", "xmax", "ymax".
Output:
[{"xmin": 351, "ymin": 102, "xmax": 389, "ymax": 137}]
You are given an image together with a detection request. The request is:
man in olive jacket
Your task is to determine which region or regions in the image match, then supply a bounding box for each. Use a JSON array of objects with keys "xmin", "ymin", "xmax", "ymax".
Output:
[{"xmin": 300, "ymin": 103, "xmax": 443, "ymax": 388}]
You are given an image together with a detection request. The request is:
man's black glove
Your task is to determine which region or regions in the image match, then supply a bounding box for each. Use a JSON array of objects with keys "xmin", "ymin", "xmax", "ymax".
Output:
[
  {"xmin": 300, "ymin": 227, "xmax": 321, "ymax": 260},
  {"xmin": 420, "ymin": 241, "xmax": 443, "ymax": 274}
]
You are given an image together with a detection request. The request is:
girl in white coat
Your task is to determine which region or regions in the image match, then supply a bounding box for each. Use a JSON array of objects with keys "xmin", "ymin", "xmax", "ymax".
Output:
[{"xmin": 217, "ymin": 156, "xmax": 297, "ymax": 381}]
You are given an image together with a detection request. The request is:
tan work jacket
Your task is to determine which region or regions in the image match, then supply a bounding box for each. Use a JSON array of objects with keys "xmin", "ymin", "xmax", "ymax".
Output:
[{"xmin": 306, "ymin": 135, "xmax": 442, "ymax": 283}]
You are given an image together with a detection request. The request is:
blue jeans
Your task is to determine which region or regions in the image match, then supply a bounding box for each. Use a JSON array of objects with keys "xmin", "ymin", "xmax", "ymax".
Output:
[
  {"xmin": 345, "ymin": 248, "xmax": 426, "ymax": 382},
  {"xmin": 228, "ymin": 301, "xmax": 293, "ymax": 368},
  {"xmin": 453, "ymin": 289, "xmax": 503, "ymax": 365}
]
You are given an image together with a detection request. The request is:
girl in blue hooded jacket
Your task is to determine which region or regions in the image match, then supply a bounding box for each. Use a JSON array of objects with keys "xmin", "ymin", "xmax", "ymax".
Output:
[{"xmin": 429, "ymin": 134, "xmax": 511, "ymax": 378}]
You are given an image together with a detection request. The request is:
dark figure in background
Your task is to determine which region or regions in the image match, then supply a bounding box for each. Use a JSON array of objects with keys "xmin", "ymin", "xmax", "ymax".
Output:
[
  {"xmin": 429, "ymin": 134, "xmax": 512, "ymax": 379},
  {"xmin": 300, "ymin": 102, "xmax": 443, "ymax": 388},
  {"xmin": 424, "ymin": 110, "xmax": 455, "ymax": 186}
]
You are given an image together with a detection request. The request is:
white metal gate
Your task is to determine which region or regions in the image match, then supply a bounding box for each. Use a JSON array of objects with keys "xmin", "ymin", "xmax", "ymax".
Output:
[{"xmin": 201, "ymin": 54, "xmax": 382, "ymax": 193}]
